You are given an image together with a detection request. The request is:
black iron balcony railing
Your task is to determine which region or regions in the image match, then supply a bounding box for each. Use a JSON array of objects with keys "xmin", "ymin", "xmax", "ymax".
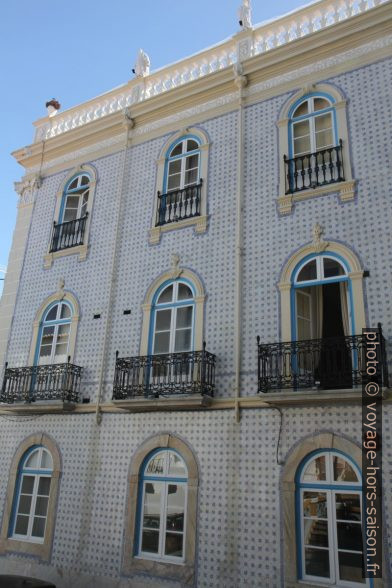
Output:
[
  {"xmin": 0, "ymin": 360, "xmax": 83, "ymax": 404},
  {"xmin": 49, "ymin": 213, "xmax": 88, "ymax": 253},
  {"xmin": 156, "ymin": 181, "xmax": 202, "ymax": 227},
  {"xmin": 284, "ymin": 140, "xmax": 344, "ymax": 194},
  {"xmin": 257, "ymin": 329, "xmax": 389, "ymax": 393},
  {"xmin": 113, "ymin": 344, "xmax": 216, "ymax": 400}
]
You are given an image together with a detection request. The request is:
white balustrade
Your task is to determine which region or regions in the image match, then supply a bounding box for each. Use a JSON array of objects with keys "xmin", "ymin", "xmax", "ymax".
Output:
[{"xmin": 34, "ymin": 0, "xmax": 389, "ymax": 142}]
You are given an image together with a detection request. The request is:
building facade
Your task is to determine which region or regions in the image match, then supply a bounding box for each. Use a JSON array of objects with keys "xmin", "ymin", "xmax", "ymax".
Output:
[{"xmin": 0, "ymin": 1, "xmax": 392, "ymax": 586}]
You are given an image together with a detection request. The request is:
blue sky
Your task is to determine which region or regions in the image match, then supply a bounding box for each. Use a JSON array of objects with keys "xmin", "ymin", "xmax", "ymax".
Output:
[{"xmin": 0, "ymin": 0, "xmax": 306, "ymax": 285}]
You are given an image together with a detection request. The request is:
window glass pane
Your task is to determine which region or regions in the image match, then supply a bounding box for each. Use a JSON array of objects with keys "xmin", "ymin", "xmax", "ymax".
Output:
[
  {"xmin": 40, "ymin": 450, "xmax": 53, "ymax": 470},
  {"xmin": 297, "ymin": 260, "xmax": 317, "ymax": 282},
  {"xmin": 40, "ymin": 327, "xmax": 55, "ymax": 357},
  {"xmin": 293, "ymin": 119, "xmax": 310, "ymax": 138},
  {"xmin": 46, "ymin": 306, "xmax": 58, "ymax": 321},
  {"xmin": 293, "ymin": 101, "xmax": 308, "ymax": 117},
  {"xmin": 166, "ymin": 484, "xmax": 185, "ymax": 532},
  {"xmin": 170, "ymin": 143, "xmax": 183, "ymax": 157},
  {"xmin": 168, "ymin": 159, "xmax": 181, "ymax": 175},
  {"xmin": 25, "ymin": 450, "xmax": 40, "ymax": 469},
  {"xmin": 177, "ymin": 283, "xmax": 193, "ymax": 300},
  {"xmin": 185, "ymin": 154, "xmax": 199, "ymax": 171},
  {"xmin": 323, "ymin": 258, "xmax": 345, "ymax": 279},
  {"xmin": 157, "ymin": 285, "xmax": 173, "ymax": 304},
  {"xmin": 21, "ymin": 475, "xmax": 35, "ymax": 494},
  {"xmin": 315, "ymin": 113, "xmax": 332, "ymax": 132},
  {"xmin": 146, "ymin": 452, "xmax": 166, "ymax": 475},
  {"xmin": 165, "ymin": 532, "xmax": 183, "ymax": 557},
  {"xmin": 333, "ymin": 456, "xmax": 358, "ymax": 482},
  {"xmin": 155, "ymin": 309, "xmax": 172, "ymax": 331},
  {"xmin": 303, "ymin": 455, "xmax": 326, "ymax": 482},
  {"xmin": 154, "ymin": 332, "xmax": 170, "ymax": 354},
  {"xmin": 296, "ymin": 292, "xmax": 311, "ymax": 320},
  {"xmin": 168, "ymin": 453, "xmax": 187, "ymax": 477},
  {"xmin": 142, "ymin": 529, "xmax": 160, "ymax": 553},
  {"xmin": 68, "ymin": 178, "xmax": 78, "ymax": 190},
  {"xmin": 337, "ymin": 522, "xmax": 363, "ymax": 551},
  {"xmin": 38, "ymin": 477, "xmax": 51, "ymax": 497},
  {"xmin": 60, "ymin": 304, "xmax": 71, "ymax": 319},
  {"xmin": 32, "ymin": 516, "xmax": 46, "ymax": 538},
  {"xmin": 80, "ymin": 175, "xmax": 89, "ymax": 186},
  {"xmin": 305, "ymin": 547, "xmax": 330, "ymax": 578},
  {"xmin": 176, "ymin": 307, "xmax": 193, "ymax": 329},
  {"xmin": 335, "ymin": 494, "xmax": 361, "ymax": 521},
  {"xmin": 35, "ymin": 496, "xmax": 49, "ymax": 517},
  {"xmin": 14, "ymin": 515, "xmax": 29, "ymax": 535},
  {"xmin": 304, "ymin": 519, "xmax": 329, "ymax": 547},
  {"xmin": 293, "ymin": 136, "xmax": 311, "ymax": 156},
  {"xmin": 303, "ymin": 491, "xmax": 328, "ymax": 518},
  {"xmin": 167, "ymin": 174, "xmax": 181, "ymax": 191},
  {"xmin": 174, "ymin": 329, "xmax": 192, "ymax": 352},
  {"xmin": 185, "ymin": 168, "xmax": 198, "ymax": 186},
  {"xmin": 143, "ymin": 481, "xmax": 163, "ymax": 529},
  {"xmin": 186, "ymin": 139, "xmax": 198, "ymax": 152},
  {"xmin": 338, "ymin": 551, "xmax": 366, "ymax": 583},
  {"xmin": 314, "ymin": 97, "xmax": 330, "ymax": 111},
  {"xmin": 316, "ymin": 129, "xmax": 333, "ymax": 150},
  {"xmin": 18, "ymin": 494, "xmax": 32, "ymax": 515}
]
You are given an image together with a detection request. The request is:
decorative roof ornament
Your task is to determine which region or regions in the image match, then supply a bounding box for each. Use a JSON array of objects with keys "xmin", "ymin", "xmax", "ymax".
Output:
[
  {"xmin": 45, "ymin": 98, "xmax": 61, "ymax": 117},
  {"xmin": 238, "ymin": 0, "xmax": 252, "ymax": 30},
  {"xmin": 132, "ymin": 49, "xmax": 150, "ymax": 78},
  {"xmin": 171, "ymin": 253, "xmax": 183, "ymax": 279},
  {"xmin": 57, "ymin": 278, "xmax": 65, "ymax": 300},
  {"xmin": 311, "ymin": 222, "xmax": 329, "ymax": 253}
]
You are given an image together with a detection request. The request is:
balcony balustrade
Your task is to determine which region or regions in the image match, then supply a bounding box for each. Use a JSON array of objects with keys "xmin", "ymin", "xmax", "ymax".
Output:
[
  {"xmin": 156, "ymin": 181, "xmax": 202, "ymax": 227},
  {"xmin": 113, "ymin": 345, "xmax": 216, "ymax": 400},
  {"xmin": 0, "ymin": 361, "xmax": 83, "ymax": 404},
  {"xmin": 257, "ymin": 329, "xmax": 389, "ymax": 393},
  {"xmin": 284, "ymin": 141, "xmax": 344, "ymax": 194},
  {"xmin": 49, "ymin": 214, "xmax": 88, "ymax": 253}
]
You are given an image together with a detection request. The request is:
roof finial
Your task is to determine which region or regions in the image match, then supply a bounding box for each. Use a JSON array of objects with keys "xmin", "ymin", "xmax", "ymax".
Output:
[
  {"xmin": 132, "ymin": 49, "xmax": 150, "ymax": 78},
  {"xmin": 238, "ymin": 0, "xmax": 252, "ymax": 30}
]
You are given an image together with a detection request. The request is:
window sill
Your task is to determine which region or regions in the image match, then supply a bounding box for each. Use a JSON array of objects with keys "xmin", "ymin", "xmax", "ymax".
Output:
[
  {"xmin": 123, "ymin": 556, "xmax": 194, "ymax": 585},
  {"xmin": 149, "ymin": 215, "xmax": 208, "ymax": 245},
  {"xmin": 112, "ymin": 394, "xmax": 212, "ymax": 412},
  {"xmin": 259, "ymin": 387, "xmax": 390, "ymax": 406},
  {"xmin": 44, "ymin": 243, "xmax": 88, "ymax": 269},
  {"xmin": 0, "ymin": 536, "xmax": 51, "ymax": 561},
  {"xmin": 277, "ymin": 180, "xmax": 356, "ymax": 215}
]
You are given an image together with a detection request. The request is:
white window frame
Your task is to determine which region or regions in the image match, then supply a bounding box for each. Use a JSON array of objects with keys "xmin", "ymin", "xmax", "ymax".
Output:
[
  {"xmin": 166, "ymin": 138, "xmax": 200, "ymax": 192},
  {"xmin": 294, "ymin": 255, "xmax": 348, "ymax": 285},
  {"xmin": 36, "ymin": 301, "xmax": 72, "ymax": 366},
  {"xmin": 61, "ymin": 173, "xmax": 90, "ymax": 222},
  {"xmin": 138, "ymin": 450, "xmax": 188, "ymax": 564},
  {"xmin": 11, "ymin": 447, "xmax": 53, "ymax": 545},
  {"xmin": 299, "ymin": 452, "xmax": 368, "ymax": 587},
  {"xmin": 152, "ymin": 282, "xmax": 195, "ymax": 356},
  {"xmin": 291, "ymin": 96, "xmax": 336, "ymax": 157}
]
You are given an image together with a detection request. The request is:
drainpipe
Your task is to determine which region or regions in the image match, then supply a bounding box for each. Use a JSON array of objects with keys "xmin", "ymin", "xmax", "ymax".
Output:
[
  {"xmin": 233, "ymin": 65, "xmax": 247, "ymax": 423},
  {"xmin": 95, "ymin": 109, "xmax": 135, "ymax": 424}
]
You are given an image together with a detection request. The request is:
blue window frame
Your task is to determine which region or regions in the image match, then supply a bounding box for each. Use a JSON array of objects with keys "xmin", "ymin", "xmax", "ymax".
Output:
[
  {"xmin": 163, "ymin": 136, "xmax": 201, "ymax": 193},
  {"xmin": 136, "ymin": 449, "xmax": 188, "ymax": 563},
  {"xmin": 290, "ymin": 252, "xmax": 354, "ymax": 342},
  {"xmin": 288, "ymin": 92, "xmax": 338, "ymax": 159},
  {"xmin": 295, "ymin": 449, "xmax": 370, "ymax": 586},
  {"xmin": 10, "ymin": 446, "xmax": 53, "ymax": 543},
  {"xmin": 35, "ymin": 301, "xmax": 73, "ymax": 366},
  {"xmin": 148, "ymin": 279, "xmax": 196, "ymax": 356},
  {"xmin": 59, "ymin": 173, "xmax": 90, "ymax": 224}
]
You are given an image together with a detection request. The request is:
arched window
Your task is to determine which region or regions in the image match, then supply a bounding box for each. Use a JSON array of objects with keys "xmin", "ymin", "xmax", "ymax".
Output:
[
  {"xmin": 61, "ymin": 173, "xmax": 90, "ymax": 223},
  {"xmin": 137, "ymin": 449, "xmax": 188, "ymax": 562},
  {"xmin": 296, "ymin": 450, "xmax": 365, "ymax": 585},
  {"xmin": 36, "ymin": 301, "xmax": 73, "ymax": 365},
  {"xmin": 11, "ymin": 446, "xmax": 54, "ymax": 543},
  {"xmin": 45, "ymin": 165, "xmax": 97, "ymax": 267},
  {"xmin": 150, "ymin": 129, "xmax": 210, "ymax": 243},
  {"xmin": 289, "ymin": 95, "xmax": 336, "ymax": 158},
  {"xmin": 165, "ymin": 137, "xmax": 200, "ymax": 192},
  {"xmin": 151, "ymin": 280, "xmax": 195, "ymax": 356},
  {"xmin": 277, "ymin": 85, "xmax": 355, "ymax": 215}
]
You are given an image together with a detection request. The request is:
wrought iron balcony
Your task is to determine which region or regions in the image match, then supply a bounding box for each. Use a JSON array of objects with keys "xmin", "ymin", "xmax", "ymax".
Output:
[
  {"xmin": 257, "ymin": 330, "xmax": 389, "ymax": 393},
  {"xmin": 156, "ymin": 181, "xmax": 202, "ymax": 227},
  {"xmin": 284, "ymin": 140, "xmax": 344, "ymax": 194},
  {"xmin": 0, "ymin": 361, "xmax": 83, "ymax": 404},
  {"xmin": 49, "ymin": 213, "xmax": 88, "ymax": 253},
  {"xmin": 113, "ymin": 344, "xmax": 216, "ymax": 400}
]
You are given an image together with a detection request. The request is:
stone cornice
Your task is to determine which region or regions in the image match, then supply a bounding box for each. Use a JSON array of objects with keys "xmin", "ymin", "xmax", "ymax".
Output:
[{"xmin": 13, "ymin": 5, "xmax": 392, "ymax": 175}]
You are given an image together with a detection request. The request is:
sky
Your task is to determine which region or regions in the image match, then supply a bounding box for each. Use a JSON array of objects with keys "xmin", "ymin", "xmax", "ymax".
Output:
[{"xmin": 0, "ymin": 0, "xmax": 308, "ymax": 291}]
